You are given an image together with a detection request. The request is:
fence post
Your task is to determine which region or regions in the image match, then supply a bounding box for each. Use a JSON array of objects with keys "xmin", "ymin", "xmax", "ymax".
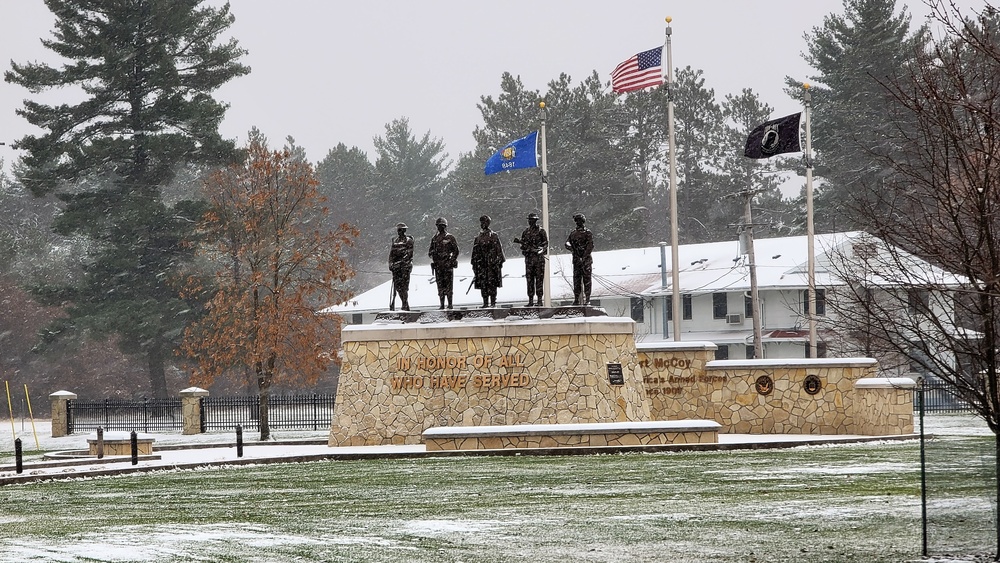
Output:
[
  {"xmin": 130, "ymin": 431, "xmax": 138, "ymax": 465},
  {"xmin": 179, "ymin": 387, "xmax": 210, "ymax": 435},
  {"xmin": 14, "ymin": 438, "xmax": 22, "ymax": 474},
  {"xmin": 49, "ymin": 390, "xmax": 77, "ymax": 437}
]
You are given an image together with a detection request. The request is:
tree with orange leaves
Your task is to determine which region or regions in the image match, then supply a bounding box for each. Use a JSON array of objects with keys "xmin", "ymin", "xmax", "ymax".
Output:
[{"xmin": 182, "ymin": 129, "xmax": 358, "ymax": 440}]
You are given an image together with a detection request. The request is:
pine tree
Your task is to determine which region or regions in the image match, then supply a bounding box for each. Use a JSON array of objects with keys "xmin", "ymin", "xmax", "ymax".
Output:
[
  {"xmin": 315, "ymin": 143, "xmax": 378, "ymax": 286},
  {"xmin": 448, "ymin": 72, "xmax": 542, "ymax": 239},
  {"xmin": 672, "ymin": 67, "xmax": 727, "ymax": 243},
  {"xmin": 788, "ymin": 0, "xmax": 928, "ymax": 231},
  {"xmin": 5, "ymin": 0, "xmax": 249, "ymax": 397}
]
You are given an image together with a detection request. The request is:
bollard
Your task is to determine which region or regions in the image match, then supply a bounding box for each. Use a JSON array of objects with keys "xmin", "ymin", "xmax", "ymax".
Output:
[
  {"xmin": 130, "ymin": 431, "xmax": 138, "ymax": 465},
  {"xmin": 14, "ymin": 438, "xmax": 22, "ymax": 475},
  {"xmin": 96, "ymin": 427, "xmax": 105, "ymax": 459},
  {"xmin": 236, "ymin": 425, "xmax": 243, "ymax": 458}
]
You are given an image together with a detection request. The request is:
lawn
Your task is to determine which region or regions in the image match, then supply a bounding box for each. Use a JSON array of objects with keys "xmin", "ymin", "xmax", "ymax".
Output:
[{"xmin": 0, "ymin": 426, "xmax": 995, "ymax": 562}]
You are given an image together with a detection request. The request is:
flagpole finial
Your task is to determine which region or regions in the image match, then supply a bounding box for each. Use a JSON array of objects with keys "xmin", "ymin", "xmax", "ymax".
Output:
[
  {"xmin": 539, "ymin": 101, "xmax": 546, "ymax": 109},
  {"xmin": 665, "ymin": 16, "xmax": 672, "ymax": 24},
  {"xmin": 803, "ymin": 83, "xmax": 810, "ymax": 90}
]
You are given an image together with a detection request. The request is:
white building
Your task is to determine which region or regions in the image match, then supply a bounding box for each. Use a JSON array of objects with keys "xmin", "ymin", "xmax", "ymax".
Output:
[{"xmin": 322, "ymin": 231, "xmax": 961, "ymax": 362}]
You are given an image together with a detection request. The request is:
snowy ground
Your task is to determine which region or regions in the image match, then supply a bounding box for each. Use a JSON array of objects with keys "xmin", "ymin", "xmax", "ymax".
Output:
[
  {"xmin": 0, "ymin": 413, "xmax": 989, "ymax": 481},
  {"xmin": 0, "ymin": 413, "xmax": 993, "ymax": 562}
]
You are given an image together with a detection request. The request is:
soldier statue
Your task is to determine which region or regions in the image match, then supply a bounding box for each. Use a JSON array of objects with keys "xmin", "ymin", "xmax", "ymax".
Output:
[
  {"xmin": 388, "ymin": 222, "xmax": 414, "ymax": 311},
  {"xmin": 428, "ymin": 217, "xmax": 460, "ymax": 309},
  {"xmin": 564, "ymin": 212, "xmax": 594, "ymax": 306},
  {"xmin": 513, "ymin": 212, "xmax": 548, "ymax": 306},
  {"xmin": 471, "ymin": 215, "xmax": 505, "ymax": 308}
]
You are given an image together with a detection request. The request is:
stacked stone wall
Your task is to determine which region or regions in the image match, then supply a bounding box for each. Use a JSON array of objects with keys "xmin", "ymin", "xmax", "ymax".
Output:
[
  {"xmin": 330, "ymin": 318, "xmax": 648, "ymax": 446},
  {"xmin": 637, "ymin": 343, "xmax": 912, "ymax": 435}
]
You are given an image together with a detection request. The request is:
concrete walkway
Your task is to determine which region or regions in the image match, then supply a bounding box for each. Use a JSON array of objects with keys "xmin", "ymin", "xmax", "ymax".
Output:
[{"xmin": 0, "ymin": 431, "xmax": 918, "ymax": 486}]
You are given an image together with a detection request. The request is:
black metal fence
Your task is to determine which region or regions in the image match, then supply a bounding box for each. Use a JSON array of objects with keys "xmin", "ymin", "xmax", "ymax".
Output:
[
  {"xmin": 66, "ymin": 394, "xmax": 335, "ymax": 434},
  {"xmin": 917, "ymin": 380, "xmax": 976, "ymax": 414},
  {"xmin": 201, "ymin": 394, "xmax": 335, "ymax": 432},
  {"xmin": 67, "ymin": 398, "xmax": 183, "ymax": 433}
]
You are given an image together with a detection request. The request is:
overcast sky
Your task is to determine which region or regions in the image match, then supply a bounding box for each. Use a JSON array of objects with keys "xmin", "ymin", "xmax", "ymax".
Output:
[{"xmin": 0, "ymin": 0, "xmax": 982, "ymax": 171}]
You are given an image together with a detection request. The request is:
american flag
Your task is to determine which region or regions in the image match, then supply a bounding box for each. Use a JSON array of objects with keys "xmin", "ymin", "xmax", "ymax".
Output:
[{"xmin": 611, "ymin": 46, "xmax": 664, "ymax": 94}]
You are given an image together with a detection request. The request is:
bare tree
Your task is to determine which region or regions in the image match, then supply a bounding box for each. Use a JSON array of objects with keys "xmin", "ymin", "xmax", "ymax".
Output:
[{"xmin": 824, "ymin": 1, "xmax": 1000, "ymax": 555}]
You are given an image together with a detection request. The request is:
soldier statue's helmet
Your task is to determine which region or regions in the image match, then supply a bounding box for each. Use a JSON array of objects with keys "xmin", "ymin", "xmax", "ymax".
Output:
[
  {"xmin": 527, "ymin": 212, "xmax": 540, "ymax": 220},
  {"xmin": 435, "ymin": 217, "xmax": 447, "ymax": 226},
  {"xmin": 480, "ymin": 215, "xmax": 491, "ymax": 223},
  {"xmin": 395, "ymin": 222, "xmax": 407, "ymax": 230},
  {"xmin": 573, "ymin": 213, "xmax": 586, "ymax": 222}
]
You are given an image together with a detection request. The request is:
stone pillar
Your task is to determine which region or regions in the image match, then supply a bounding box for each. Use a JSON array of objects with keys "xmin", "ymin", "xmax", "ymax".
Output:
[
  {"xmin": 179, "ymin": 387, "xmax": 209, "ymax": 435},
  {"xmin": 49, "ymin": 390, "xmax": 77, "ymax": 437},
  {"xmin": 852, "ymin": 377, "xmax": 916, "ymax": 435}
]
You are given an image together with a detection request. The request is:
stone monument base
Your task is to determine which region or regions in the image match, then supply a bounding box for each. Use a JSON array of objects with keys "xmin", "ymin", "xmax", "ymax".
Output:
[{"xmin": 329, "ymin": 308, "xmax": 649, "ymax": 446}]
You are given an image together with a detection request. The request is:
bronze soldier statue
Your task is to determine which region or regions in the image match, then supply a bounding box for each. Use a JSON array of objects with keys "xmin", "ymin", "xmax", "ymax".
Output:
[
  {"xmin": 513, "ymin": 212, "xmax": 547, "ymax": 306},
  {"xmin": 564, "ymin": 212, "xmax": 594, "ymax": 306},
  {"xmin": 428, "ymin": 217, "xmax": 460, "ymax": 309},
  {"xmin": 471, "ymin": 215, "xmax": 505, "ymax": 308},
  {"xmin": 388, "ymin": 222, "xmax": 414, "ymax": 311}
]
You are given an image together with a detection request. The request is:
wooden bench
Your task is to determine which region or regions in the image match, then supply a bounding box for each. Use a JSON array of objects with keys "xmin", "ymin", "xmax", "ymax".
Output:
[{"xmin": 422, "ymin": 420, "xmax": 720, "ymax": 451}]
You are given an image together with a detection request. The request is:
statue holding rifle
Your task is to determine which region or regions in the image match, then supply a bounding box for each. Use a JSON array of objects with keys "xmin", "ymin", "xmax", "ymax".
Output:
[
  {"xmin": 471, "ymin": 215, "xmax": 505, "ymax": 308},
  {"xmin": 564, "ymin": 212, "xmax": 593, "ymax": 306},
  {"xmin": 388, "ymin": 222, "xmax": 414, "ymax": 311},
  {"xmin": 428, "ymin": 217, "xmax": 460, "ymax": 309},
  {"xmin": 513, "ymin": 212, "xmax": 547, "ymax": 306}
]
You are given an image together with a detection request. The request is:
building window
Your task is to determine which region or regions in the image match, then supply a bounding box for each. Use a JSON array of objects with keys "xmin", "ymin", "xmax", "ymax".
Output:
[
  {"xmin": 351, "ymin": 313, "xmax": 363, "ymax": 325},
  {"xmin": 713, "ymin": 293, "xmax": 728, "ymax": 319},
  {"xmin": 805, "ymin": 342, "xmax": 828, "ymax": 358},
  {"xmin": 908, "ymin": 288, "xmax": 930, "ymax": 314},
  {"xmin": 746, "ymin": 345, "xmax": 755, "ymax": 359},
  {"xmin": 630, "ymin": 297, "xmax": 644, "ymax": 322},
  {"xmin": 802, "ymin": 289, "xmax": 826, "ymax": 316},
  {"xmin": 667, "ymin": 294, "xmax": 693, "ymax": 321},
  {"xmin": 715, "ymin": 345, "xmax": 729, "ymax": 360},
  {"xmin": 744, "ymin": 294, "xmax": 753, "ymax": 318}
]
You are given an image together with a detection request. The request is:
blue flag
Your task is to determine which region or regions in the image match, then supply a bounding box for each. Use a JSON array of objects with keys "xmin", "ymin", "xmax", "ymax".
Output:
[{"xmin": 484, "ymin": 131, "xmax": 538, "ymax": 175}]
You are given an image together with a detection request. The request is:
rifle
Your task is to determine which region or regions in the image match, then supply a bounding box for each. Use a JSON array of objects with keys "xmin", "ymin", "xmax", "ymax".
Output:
[
  {"xmin": 389, "ymin": 278, "xmax": 396, "ymax": 310},
  {"xmin": 514, "ymin": 237, "xmax": 545, "ymax": 255},
  {"xmin": 466, "ymin": 275, "xmax": 477, "ymax": 294},
  {"xmin": 429, "ymin": 262, "xmax": 436, "ymax": 284}
]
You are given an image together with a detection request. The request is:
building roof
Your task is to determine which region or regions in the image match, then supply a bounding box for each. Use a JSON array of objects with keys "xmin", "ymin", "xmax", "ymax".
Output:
[{"xmin": 320, "ymin": 231, "xmax": 959, "ymax": 315}]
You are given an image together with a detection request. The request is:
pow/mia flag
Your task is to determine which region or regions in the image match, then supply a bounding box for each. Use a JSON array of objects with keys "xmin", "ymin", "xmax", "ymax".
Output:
[{"xmin": 744, "ymin": 112, "xmax": 802, "ymax": 159}]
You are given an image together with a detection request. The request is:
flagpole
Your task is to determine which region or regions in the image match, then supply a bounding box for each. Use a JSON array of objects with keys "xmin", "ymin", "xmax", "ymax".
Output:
[
  {"xmin": 666, "ymin": 17, "xmax": 681, "ymax": 341},
  {"xmin": 804, "ymin": 83, "xmax": 817, "ymax": 357},
  {"xmin": 539, "ymin": 101, "xmax": 552, "ymax": 308}
]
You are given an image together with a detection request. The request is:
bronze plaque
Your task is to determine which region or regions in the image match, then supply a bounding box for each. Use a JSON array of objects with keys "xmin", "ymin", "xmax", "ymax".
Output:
[
  {"xmin": 607, "ymin": 363, "xmax": 624, "ymax": 385},
  {"xmin": 804, "ymin": 374, "xmax": 822, "ymax": 395},
  {"xmin": 755, "ymin": 375, "xmax": 774, "ymax": 396}
]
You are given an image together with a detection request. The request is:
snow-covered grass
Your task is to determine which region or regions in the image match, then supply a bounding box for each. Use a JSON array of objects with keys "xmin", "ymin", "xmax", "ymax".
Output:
[{"xmin": 0, "ymin": 414, "xmax": 994, "ymax": 562}]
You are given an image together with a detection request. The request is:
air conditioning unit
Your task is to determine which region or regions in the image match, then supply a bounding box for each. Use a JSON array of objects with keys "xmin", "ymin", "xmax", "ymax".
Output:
[{"xmin": 726, "ymin": 313, "xmax": 744, "ymax": 325}]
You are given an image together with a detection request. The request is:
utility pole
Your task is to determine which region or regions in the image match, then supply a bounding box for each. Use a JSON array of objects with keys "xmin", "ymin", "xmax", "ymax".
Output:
[{"xmin": 730, "ymin": 188, "xmax": 769, "ymax": 358}]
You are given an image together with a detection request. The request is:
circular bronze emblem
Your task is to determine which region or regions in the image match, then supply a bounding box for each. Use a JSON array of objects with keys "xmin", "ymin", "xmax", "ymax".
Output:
[
  {"xmin": 755, "ymin": 375, "xmax": 773, "ymax": 395},
  {"xmin": 803, "ymin": 374, "xmax": 822, "ymax": 395}
]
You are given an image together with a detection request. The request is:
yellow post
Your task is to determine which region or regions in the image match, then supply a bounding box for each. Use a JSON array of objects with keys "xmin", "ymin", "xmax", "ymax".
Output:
[
  {"xmin": 24, "ymin": 384, "xmax": 39, "ymax": 450},
  {"xmin": 4, "ymin": 381, "xmax": 15, "ymax": 444}
]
